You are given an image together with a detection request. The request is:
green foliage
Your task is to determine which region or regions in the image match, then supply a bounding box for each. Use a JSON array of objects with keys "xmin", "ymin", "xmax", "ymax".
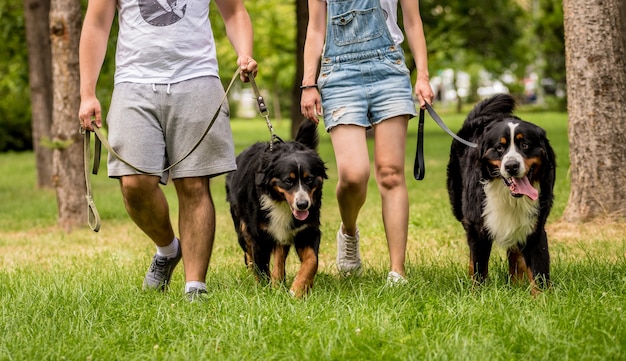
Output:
[
  {"xmin": 535, "ymin": 0, "xmax": 566, "ymax": 92},
  {"xmin": 210, "ymin": 0, "xmax": 296, "ymax": 118},
  {"xmin": 0, "ymin": 0, "xmax": 32, "ymax": 151},
  {"xmin": 421, "ymin": 0, "xmax": 525, "ymax": 75}
]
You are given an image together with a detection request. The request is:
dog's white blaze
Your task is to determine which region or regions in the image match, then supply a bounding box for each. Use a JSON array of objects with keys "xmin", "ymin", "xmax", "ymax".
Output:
[
  {"xmin": 482, "ymin": 179, "xmax": 540, "ymax": 249},
  {"xmin": 259, "ymin": 194, "xmax": 308, "ymax": 246},
  {"xmin": 292, "ymin": 176, "xmax": 310, "ymax": 212},
  {"xmin": 500, "ymin": 122, "xmax": 526, "ymax": 178}
]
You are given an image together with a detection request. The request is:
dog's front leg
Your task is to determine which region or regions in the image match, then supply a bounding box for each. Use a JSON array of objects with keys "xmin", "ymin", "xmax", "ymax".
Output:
[
  {"xmin": 290, "ymin": 246, "xmax": 318, "ymax": 298},
  {"xmin": 522, "ymin": 231, "xmax": 551, "ymax": 295},
  {"xmin": 271, "ymin": 245, "xmax": 290, "ymax": 286},
  {"xmin": 465, "ymin": 224, "xmax": 493, "ymax": 283}
]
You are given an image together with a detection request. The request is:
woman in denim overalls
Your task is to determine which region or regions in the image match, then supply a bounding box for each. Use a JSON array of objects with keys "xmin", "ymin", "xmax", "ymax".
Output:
[{"xmin": 301, "ymin": 0, "xmax": 434, "ymax": 285}]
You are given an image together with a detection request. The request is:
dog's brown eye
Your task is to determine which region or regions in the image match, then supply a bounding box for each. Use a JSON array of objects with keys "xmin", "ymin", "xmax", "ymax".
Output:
[
  {"xmin": 283, "ymin": 178, "xmax": 294, "ymax": 186},
  {"xmin": 521, "ymin": 142, "xmax": 529, "ymax": 150},
  {"xmin": 304, "ymin": 176, "xmax": 314, "ymax": 185},
  {"xmin": 495, "ymin": 144, "xmax": 505, "ymax": 153}
]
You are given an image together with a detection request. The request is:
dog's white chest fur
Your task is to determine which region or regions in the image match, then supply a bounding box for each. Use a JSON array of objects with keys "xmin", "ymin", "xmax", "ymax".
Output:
[
  {"xmin": 482, "ymin": 180, "xmax": 540, "ymax": 249},
  {"xmin": 260, "ymin": 194, "xmax": 307, "ymax": 245}
]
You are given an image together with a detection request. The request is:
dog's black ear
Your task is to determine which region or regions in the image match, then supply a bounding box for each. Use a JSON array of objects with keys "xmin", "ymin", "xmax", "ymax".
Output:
[
  {"xmin": 295, "ymin": 120, "xmax": 319, "ymax": 150},
  {"xmin": 479, "ymin": 140, "xmax": 498, "ymax": 179},
  {"xmin": 254, "ymin": 171, "xmax": 265, "ymax": 188},
  {"xmin": 254, "ymin": 148, "xmax": 272, "ymax": 188},
  {"xmin": 539, "ymin": 132, "xmax": 556, "ymax": 170}
]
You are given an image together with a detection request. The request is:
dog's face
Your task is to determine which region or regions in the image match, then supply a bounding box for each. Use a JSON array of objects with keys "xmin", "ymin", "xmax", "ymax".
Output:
[
  {"xmin": 263, "ymin": 148, "xmax": 327, "ymax": 221},
  {"xmin": 481, "ymin": 119, "xmax": 549, "ymax": 200}
]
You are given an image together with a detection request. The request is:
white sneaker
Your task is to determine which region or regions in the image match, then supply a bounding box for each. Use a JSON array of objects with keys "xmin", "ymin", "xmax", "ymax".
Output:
[
  {"xmin": 386, "ymin": 271, "xmax": 407, "ymax": 286},
  {"xmin": 336, "ymin": 224, "xmax": 362, "ymax": 276}
]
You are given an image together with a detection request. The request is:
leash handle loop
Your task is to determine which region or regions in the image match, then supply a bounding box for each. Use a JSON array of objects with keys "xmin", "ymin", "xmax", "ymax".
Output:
[
  {"xmin": 83, "ymin": 129, "xmax": 101, "ymax": 231},
  {"xmin": 413, "ymin": 103, "xmax": 477, "ymax": 181}
]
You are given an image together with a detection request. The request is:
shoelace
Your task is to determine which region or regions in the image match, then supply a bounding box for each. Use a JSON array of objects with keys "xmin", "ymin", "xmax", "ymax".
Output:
[
  {"xmin": 150, "ymin": 257, "xmax": 169, "ymax": 274},
  {"xmin": 343, "ymin": 236, "xmax": 359, "ymax": 260}
]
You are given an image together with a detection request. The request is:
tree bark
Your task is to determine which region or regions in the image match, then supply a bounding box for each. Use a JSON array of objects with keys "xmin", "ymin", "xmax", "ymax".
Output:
[
  {"xmin": 23, "ymin": 0, "xmax": 54, "ymax": 189},
  {"xmin": 562, "ymin": 0, "xmax": 626, "ymax": 221},
  {"xmin": 290, "ymin": 0, "xmax": 309, "ymax": 138},
  {"xmin": 50, "ymin": 0, "xmax": 86, "ymax": 231}
]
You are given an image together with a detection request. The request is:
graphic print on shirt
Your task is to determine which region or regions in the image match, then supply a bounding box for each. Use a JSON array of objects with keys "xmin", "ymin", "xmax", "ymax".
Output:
[{"xmin": 139, "ymin": 0, "xmax": 187, "ymax": 26}]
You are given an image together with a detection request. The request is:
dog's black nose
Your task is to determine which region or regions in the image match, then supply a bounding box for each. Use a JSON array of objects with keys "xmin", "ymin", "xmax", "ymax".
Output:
[
  {"xmin": 296, "ymin": 199, "xmax": 310, "ymax": 210},
  {"xmin": 504, "ymin": 161, "xmax": 520, "ymax": 175}
]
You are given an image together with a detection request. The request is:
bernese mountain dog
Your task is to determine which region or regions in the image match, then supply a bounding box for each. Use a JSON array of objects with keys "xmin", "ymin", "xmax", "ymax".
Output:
[
  {"xmin": 447, "ymin": 94, "xmax": 556, "ymax": 294},
  {"xmin": 225, "ymin": 120, "xmax": 327, "ymax": 298}
]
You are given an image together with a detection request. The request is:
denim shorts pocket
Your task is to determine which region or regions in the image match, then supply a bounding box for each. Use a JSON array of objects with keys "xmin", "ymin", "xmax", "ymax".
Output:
[
  {"xmin": 383, "ymin": 51, "xmax": 410, "ymax": 76},
  {"xmin": 317, "ymin": 64, "xmax": 338, "ymax": 89},
  {"xmin": 331, "ymin": 8, "xmax": 383, "ymax": 46}
]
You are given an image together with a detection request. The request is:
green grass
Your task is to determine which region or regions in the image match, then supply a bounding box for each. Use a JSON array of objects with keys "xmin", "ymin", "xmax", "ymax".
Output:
[{"xmin": 1, "ymin": 109, "xmax": 625, "ymax": 360}]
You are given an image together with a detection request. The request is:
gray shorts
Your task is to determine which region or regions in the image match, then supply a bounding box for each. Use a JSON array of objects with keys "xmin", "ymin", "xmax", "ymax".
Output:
[{"xmin": 106, "ymin": 76, "xmax": 236, "ymax": 183}]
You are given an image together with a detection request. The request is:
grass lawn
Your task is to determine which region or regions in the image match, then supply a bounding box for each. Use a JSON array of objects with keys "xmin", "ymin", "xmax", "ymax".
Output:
[{"xmin": 1, "ymin": 107, "xmax": 625, "ymax": 360}]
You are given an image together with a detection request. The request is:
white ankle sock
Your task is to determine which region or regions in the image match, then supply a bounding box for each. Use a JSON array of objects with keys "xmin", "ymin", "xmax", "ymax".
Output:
[
  {"xmin": 156, "ymin": 237, "xmax": 179, "ymax": 258},
  {"xmin": 185, "ymin": 281, "xmax": 206, "ymax": 293}
]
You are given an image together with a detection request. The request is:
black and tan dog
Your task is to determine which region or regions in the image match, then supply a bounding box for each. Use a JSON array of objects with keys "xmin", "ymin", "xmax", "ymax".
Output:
[
  {"xmin": 447, "ymin": 94, "xmax": 556, "ymax": 294},
  {"xmin": 225, "ymin": 120, "xmax": 327, "ymax": 297}
]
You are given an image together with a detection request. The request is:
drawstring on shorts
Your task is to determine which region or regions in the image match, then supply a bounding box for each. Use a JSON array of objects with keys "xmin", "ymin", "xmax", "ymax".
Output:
[{"xmin": 151, "ymin": 83, "xmax": 172, "ymax": 94}]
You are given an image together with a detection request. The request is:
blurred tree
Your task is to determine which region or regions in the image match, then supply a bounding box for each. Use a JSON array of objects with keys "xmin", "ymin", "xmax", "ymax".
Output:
[
  {"xmin": 563, "ymin": 0, "xmax": 626, "ymax": 221},
  {"xmin": 23, "ymin": 0, "xmax": 53, "ymax": 188},
  {"xmin": 50, "ymin": 0, "xmax": 85, "ymax": 231},
  {"xmin": 291, "ymin": 0, "xmax": 308, "ymax": 138}
]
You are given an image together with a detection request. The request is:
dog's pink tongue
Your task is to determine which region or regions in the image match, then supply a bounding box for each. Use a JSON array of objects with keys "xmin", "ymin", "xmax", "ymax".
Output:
[
  {"xmin": 512, "ymin": 176, "xmax": 539, "ymax": 201},
  {"xmin": 293, "ymin": 210, "xmax": 309, "ymax": 221}
]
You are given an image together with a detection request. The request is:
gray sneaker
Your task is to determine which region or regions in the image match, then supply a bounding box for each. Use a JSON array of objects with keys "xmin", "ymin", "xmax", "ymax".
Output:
[
  {"xmin": 336, "ymin": 224, "xmax": 362, "ymax": 276},
  {"xmin": 186, "ymin": 288, "xmax": 209, "ymax": 303},
  {"xmin": 142, "ymin": 246, "xmax": 182, "ymax": 291}
]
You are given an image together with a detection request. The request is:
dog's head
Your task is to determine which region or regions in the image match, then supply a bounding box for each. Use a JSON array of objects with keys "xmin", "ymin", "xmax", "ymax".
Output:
[
  {"xmin": 480, "ymin": 118, "xmax": 553, "ymax": 200},
  {"xmin": 259, "ymin": 147, "xmax": 327, "ymax": 221},
  {"xmin": 256, "ymin": 122, "xmax": 328, "ymax": 221}
]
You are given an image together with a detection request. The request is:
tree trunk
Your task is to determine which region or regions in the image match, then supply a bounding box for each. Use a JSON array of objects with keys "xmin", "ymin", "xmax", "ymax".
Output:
[
  {"xmin": 290, "ymin": 0, "xmax": 309, "ymax": 138},
  {"xmin": 562, "ymin": 0, "xmax": 626, "ymax": 221},
  {"xmin": 50, "ymin": 0, "xmax": 86, "ymax": 231},
  {"xmin": 23, "ymin": 0, "xmax": 54, "ymax": 189}
]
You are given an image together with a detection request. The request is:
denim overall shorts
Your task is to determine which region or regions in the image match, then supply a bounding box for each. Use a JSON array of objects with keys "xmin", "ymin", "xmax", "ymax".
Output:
[{"xmin": 318, "ymin": 0, "xmax": 417, "ymax": 131}]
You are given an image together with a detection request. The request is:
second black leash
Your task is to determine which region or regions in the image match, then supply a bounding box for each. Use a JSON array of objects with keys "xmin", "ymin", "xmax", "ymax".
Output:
[{"xmin": 414, "ymin": 103, "xmax": 477, "ymax": 181}]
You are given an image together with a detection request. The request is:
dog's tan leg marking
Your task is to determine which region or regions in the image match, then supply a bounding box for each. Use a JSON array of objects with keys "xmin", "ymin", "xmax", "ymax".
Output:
[
  {"xmin": 526, "ymin": 267, "xmax": 541, "ymax": 296},
  {"xmin": 271, "ymin": 245, "xmax": 289, "ymax": 286},
  {"xmin": 469, "ymin": 256, "xmax": 488, "ymax": 285},
  {"xmin": 239, "ymin": 221, "xmax": 260, "ymax": 280},
  {"xmin": 508, "ymin": 249, "xmax": 528, "ymax": 284},
  {"xmin": 290, "ymin": 246, "xmax": 318, "ymax": 298},
  {"xmin": 508, "ymin": 249, "xmax": 542, "ymax": 296}
]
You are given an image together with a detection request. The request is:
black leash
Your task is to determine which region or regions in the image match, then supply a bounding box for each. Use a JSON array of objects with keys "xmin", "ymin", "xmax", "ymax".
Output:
[{"xmin": 413, "ymin": 103, "xmax": 477, "ymax": 180}]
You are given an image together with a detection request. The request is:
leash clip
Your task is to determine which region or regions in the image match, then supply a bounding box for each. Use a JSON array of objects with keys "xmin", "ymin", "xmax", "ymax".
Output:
[{"xmin": 246, "ymin": 71, "xmax": 284, "ymax": 151}]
